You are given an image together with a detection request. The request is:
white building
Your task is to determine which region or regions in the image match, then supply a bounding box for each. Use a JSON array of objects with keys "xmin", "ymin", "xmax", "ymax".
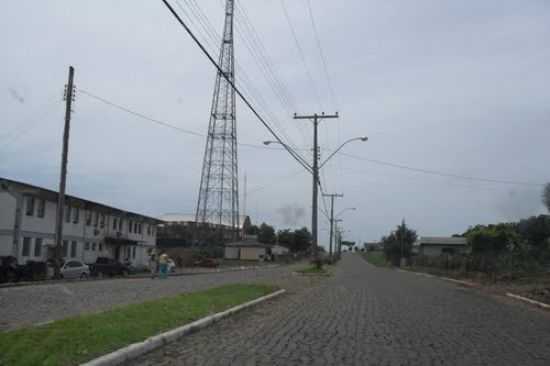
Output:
[
  {"xmin": 413, "ymin": 236, "xmax": 468, "ymax": 257},
  {"xmin": 0, "ymin": 177, "xmax": 160, "ymax": 267}
]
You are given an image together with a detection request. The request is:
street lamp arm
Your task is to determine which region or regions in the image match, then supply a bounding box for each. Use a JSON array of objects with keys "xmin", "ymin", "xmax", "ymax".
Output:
[
  {"xmin": 319, "ymin": 136, "xmax": 368, "ymax": 169},
  {"xmin": 336, "ymin": 207, "xmax": 356, "ymax": 218}
]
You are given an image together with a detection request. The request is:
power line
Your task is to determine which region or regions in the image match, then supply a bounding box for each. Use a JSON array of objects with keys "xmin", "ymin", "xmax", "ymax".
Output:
[
  {"xmin": 180, "ymin": 0, "xmax": 304, "ymax": 153},
  {"xmin": 160, "ymin": 0, "xmax": 313, "ymax": 174},
  {"xmin": 338, "ymin": 152, "xmax": 545, "ymax": 187},
  {"xmin": 305, "ymin": 0, "xmax": 338, "ymax": 110},
  {"xmin": 81, "ymin": 88, "xmax": 538, "ymax": 189},
  {"xmin": 279, "ymin": 0, "xmax": 323, "ymax": 111}
]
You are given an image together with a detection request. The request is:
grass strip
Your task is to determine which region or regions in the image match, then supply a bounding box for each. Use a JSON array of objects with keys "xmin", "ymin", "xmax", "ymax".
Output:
[
  {"xmin": 0, "ymin": 283, "xmax": 277, "ymax": 366},
  {"xmin": 361, "ymin": 251, "xmax": 388, "ymax": 267},
  {"xmin": 297, "ymin": 266, "xmax": 330, "ymax": 275}
]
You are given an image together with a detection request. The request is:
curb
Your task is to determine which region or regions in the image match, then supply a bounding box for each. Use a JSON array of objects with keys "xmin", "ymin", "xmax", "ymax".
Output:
[
  {"xmin": 80, "ymin": 288, "xmax": 286, "ymax": 366},
  {"xmin": 396, "ymin": 269, "xmax": 477, "ymax": 287},
  {"xmin": 506, "ymin": 292, "xmax": 550, "ymax": 310}
]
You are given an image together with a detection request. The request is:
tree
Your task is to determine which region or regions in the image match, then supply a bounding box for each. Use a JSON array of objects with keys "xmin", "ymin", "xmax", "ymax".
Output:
[
  {"xmin": 464, "ymin": 223, "xmax": 519, "ymax": 254},
  {"xmin": 543, "ymin": 183, "xmax": 550, "ymax": 213},
  {"xmin": 246, "ymin": 224, "xmax": 260, "ymax": 235},
  {"xmin": 517, "ymin": 215, "xmax": 550, "ymax": 254},
  {"xmin": 292, "ymin": 227, "xmax": 312, "ymax": 252},
  {"xmin": 258, "ymin": 223, "xmax": 276, "ymax": 244},
  {"xmin": 382, "ymin": 220, "xmax": 417, "ymax": 265},
  {"xmin": 242, "ymin": 216, "xmax": 252, "ymax": 234},
  {"xmin": 277, "ymin": 227, "xmax": 311, "ymax": 252}
]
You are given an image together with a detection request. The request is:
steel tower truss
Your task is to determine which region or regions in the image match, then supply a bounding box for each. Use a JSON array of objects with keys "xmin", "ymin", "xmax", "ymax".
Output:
[{"xmin": 196, "ymin": 0, "xmax": 239, "ymax": 232}]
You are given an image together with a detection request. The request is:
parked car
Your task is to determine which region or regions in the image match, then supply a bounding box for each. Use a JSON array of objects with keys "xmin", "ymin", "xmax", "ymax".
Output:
[
  {"xmin": 60, "ymin": 260, "xmax": 90, "ymax": 279},
  {"xmin": 89, "ymin": 257, "xmax": 130, "ymax": 278},
  {"xmin": 193, "ymin": 257, "xmax": 219, "ymax": 268}
]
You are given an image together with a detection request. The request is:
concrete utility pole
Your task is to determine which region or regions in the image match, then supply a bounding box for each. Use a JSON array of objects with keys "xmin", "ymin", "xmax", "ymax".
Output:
[
  {"xmin": 335, "ymin": 219, "xmax": 343, "ymax": 258},
  {"xmin": 323, "ymin": 193, "xmax": 343, "ymax": 258},
  {"xmin": 54, "ymin": 66, "xmax": 75, "ymax": 278},
  {"xmin": 294, "ymin": 112, "xmax": 338, "ymax": 261}
]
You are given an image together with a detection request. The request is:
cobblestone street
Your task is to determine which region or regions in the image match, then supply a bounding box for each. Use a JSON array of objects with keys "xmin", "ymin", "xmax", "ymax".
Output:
[{"xmin": 132, "ymin": 254, "xmax": 550, "ymax": 366}]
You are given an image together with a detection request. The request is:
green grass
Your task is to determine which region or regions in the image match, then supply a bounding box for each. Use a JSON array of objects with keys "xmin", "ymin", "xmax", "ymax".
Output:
[
  {"xmin": 297, "ymin": 265, "xmax": 330, "ymax": 275},
  {"xmin": 361, "ymin": 251, "xmax": 388, "ymax": 267},
  {"xmin": 0, "ymin": 284, "xmax": 277, "ymax": 366}
]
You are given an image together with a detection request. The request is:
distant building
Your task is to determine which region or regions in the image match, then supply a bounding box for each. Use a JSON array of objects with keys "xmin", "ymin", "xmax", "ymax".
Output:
[
  {"xmin": 158, "ymin": 213, "xmax": 247, "ymax": 245},
  {"xmin": 413, "ymin": 236, "xmax": 468, "ymax": 256},
  {"xmin": 0, "ymin": 177, "xmax": 160, "ymax": 266},
  {"xmin": 224, "ymin": 237, "xmax": 273, "ymax": 261}
]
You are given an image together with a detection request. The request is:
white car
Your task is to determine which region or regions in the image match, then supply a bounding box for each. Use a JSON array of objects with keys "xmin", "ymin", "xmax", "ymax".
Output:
[
  {"xmin": 167, "ymin": 259, "xmax": 176, "ymax": 273},
  {"xmin": 61, "ymin": 260, "xmax": 90, "ymax": 279}
]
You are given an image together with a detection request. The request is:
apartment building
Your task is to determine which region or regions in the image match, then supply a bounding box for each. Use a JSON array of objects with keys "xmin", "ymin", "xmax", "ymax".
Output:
[{"xmin": 0, "ymin": 177, "xmax": 161, "ymax": 266}]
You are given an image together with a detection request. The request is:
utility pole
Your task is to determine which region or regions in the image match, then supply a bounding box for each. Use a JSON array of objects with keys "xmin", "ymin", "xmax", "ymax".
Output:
[
  {"xmin": 322, "ymin": 193, "xmax": 343, "ymax": 259},
  {"xmin": 54, "ymin": 66, "xmax": 75, "ymax": 278},
  {"xmin": 294, "ymin": 112, "xmax": 338, "ymax": 262},
  {"xmin": 335, "ymin": 219, "xmax": 343, "ymax": 258}
]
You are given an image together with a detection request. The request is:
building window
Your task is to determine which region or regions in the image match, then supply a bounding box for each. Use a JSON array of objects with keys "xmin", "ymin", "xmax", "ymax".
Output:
[
  {"xmin": 22, "ymin": 237, "xmax": 31, "ymax": 256},
  {"xmin": 147, "ymin": 225, "xmax": 151, "ymax": 235},
  {"xmin": 25, "ymin": 197, "xmax": 35, "ymax": 216},
  {"xmin": 34, "ymin": 238, "xmax": 43, "ymax": 257},
  {"xmin": 37, "ymin": 199, "xmax": 46, "ymax": 218},
  {"xmin": 65, "ymin": 205, "xmax": 72, "ymax": 223},
  {"xmin": 99, "ymin": 243, "xmax": 103, "ymax": 252},
  {"xmin": 85, "ymin": 242, "xmax": 90, "ymax": 251},
  {"xmin": 92, "ymin": 242, "xmax": 96, "ymax": 251},
  {"xmin": 113, "ymin": 218, "xmax": 118, "ymax": 230},
  {"xmin": 85, "ymin": 211, "xmax": 92, "ymax": 226},
  {"xmin": 94, "ymin": 212, "xmax": 99, "ymax": 227},
  {"xmin": 73, "ymin": 207, "xmax": 79, "ymax": 224},
  {"xmin": 63, "ymin": 240, "xmax": 69, "ymax": 257},
  {"xmin": 118, "ymin": 219, "xmax": 123, "ymax": 231},
  {"xmin": 134, "ymin": 222, "xmax": 138, "ymax": 233},
  {"xmin": 132, "ymin": 246, "xmax": 136, "ymax": 259},
  {"xmin": 100, "ymin": 214, "xmax": 105, "ymax": 228},
  {"xmin": 129, "ymin": 220, "xmax": 133, "ymax": 233},
  {"xmin": 71, "ymin": 241, "xmax": 77, "ymax": 258}
]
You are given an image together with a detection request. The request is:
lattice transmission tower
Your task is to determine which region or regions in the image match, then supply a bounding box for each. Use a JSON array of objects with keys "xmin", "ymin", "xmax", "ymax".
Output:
[{"xmin": 195, "ymin": 0, "xmax": 239, "ymax": 235}]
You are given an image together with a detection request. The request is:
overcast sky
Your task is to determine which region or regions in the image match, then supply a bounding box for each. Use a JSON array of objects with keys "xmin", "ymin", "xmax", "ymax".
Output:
[{"xmin": 1, "ymin": 0, "xmax": 549, "ymax": 246}]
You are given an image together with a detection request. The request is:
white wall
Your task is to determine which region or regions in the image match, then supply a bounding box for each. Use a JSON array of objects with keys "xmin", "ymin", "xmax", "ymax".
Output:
[
  {"xmin": 3, "ymin": 184, "xmax": 157, "ymax": 266},
  {"xmin": 0, "ymin": 235, "xmax": 13, "ymax": 257},
  {"xmin": 0, "ymin": 192, "xmax": 16, "ymax": 231}
]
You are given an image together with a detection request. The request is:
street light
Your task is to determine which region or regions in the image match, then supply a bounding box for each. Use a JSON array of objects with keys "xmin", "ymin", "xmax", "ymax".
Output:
[
  {"xmin": 319, "ymin": 137, "xmax": 368, "ymax": 169},
  {"xmin": 262, "ymin": 136, "xmax": 367, "ymax": 262},
  {"xmin": 336, "ymin": 207, "xmax": 356, "ymax": 218}
]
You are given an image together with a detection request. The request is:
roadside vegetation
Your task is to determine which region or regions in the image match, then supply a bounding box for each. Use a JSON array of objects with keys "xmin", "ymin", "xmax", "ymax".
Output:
[
  {"xmin": 373, "ymin": 184, "xmax": 550, "ymax": 303},
  {"xmin": 0, "ymin": 284, "xmax": 277, "ymax": 366},
  {"xmin": 361, "ymin": 250, "xmax": 387, "ymax": 267}
]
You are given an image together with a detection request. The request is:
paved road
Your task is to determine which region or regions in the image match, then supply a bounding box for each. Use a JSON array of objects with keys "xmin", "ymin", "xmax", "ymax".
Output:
[
  {"xmin": 0, "ymin": 264, "xmax": 303, "ymax": 331},
  {"xmin": 132, "ymin": 254, "xmax": 550, "ymax": 366}
]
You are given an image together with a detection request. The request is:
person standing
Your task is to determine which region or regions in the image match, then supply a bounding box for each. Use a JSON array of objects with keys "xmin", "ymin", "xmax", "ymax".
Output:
[
  {"xmin": 159, "ymin": 253, "xmax": 169, "ymax": 279},
  {"xmin": 149, "ymin": 253, "xmax": 158, "ymax": 279}
]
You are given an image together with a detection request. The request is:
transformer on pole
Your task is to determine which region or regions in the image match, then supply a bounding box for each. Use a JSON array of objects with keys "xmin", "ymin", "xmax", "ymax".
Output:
[{"xmin": 196, "ymin": 0, "xmax": 239, "ymax": 238}]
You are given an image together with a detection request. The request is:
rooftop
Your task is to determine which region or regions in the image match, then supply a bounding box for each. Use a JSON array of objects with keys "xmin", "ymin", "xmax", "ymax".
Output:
[{"xmin": 0, "ymin": 176, "xmax": 162, "ymax": 223}]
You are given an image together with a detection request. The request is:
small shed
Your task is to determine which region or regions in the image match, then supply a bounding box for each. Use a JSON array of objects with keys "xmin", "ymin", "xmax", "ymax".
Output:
[
  {"xmin": 224, "ymin": 240, "xmax": 272, "ymax": 261},
  {"xmin": 414, "ymin": 237, "xmax": 468, "ymax": 256}
]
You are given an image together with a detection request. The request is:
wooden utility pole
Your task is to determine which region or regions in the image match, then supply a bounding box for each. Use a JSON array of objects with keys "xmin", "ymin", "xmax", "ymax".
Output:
[
  {"xmin": 54, "ymin": 66, "xmax": 75, "ymax": 278},
  {"xmin": 294, "ymin": 112, "xmax": 338, "ymax": 263},
  {"xmin": 323, "ymin": 193, "xmax": 343, "ymax": 259}
]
